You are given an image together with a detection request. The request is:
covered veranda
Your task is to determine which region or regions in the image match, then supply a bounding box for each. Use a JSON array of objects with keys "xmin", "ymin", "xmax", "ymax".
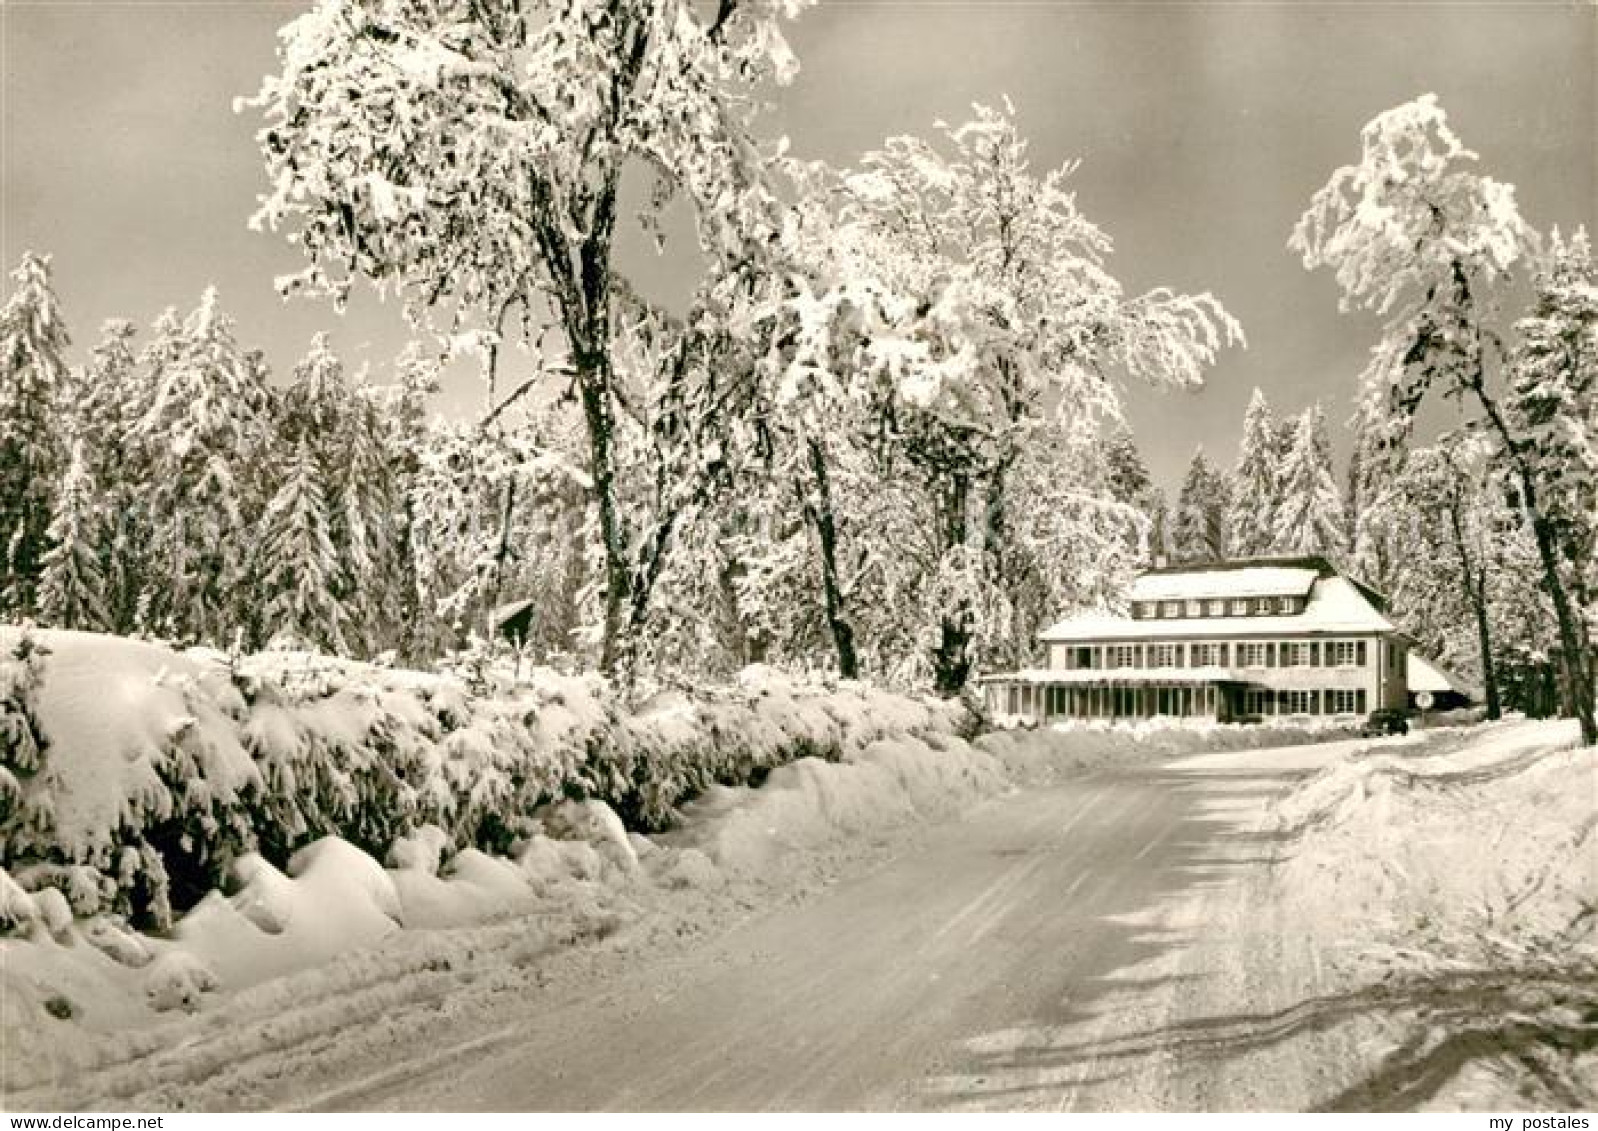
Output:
[{"xmin": 979, "ymin": 669, "xmax": 1242, "ymax": 724}]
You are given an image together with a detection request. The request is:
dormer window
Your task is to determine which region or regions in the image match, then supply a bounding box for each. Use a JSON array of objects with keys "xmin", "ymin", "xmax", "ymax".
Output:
[
  {"xmin": 1207, "ymin": 599, "xmax": 1225, "ymax": 617},
  {"xmin": 1230, "ymin": 598, "xmax": 1249, "ymax": 616},
  {"xmin": 1186, "ymin": 599, "xmax": 1202, "ymax": 617},
  {"xmin": 1138, "ymin": 601, "xmax": 1158, "ymax": 619},
  {"xmin": 1161, "ymin": 601, "xmax": 1181, "ymax": 618},
  {"xmin": 1277, "ymin": 596, "xmax": 1298, "ymax": 614},
  {"xmin": 1252, "ymin": 597, "xmax": 1273, "ymax": 615}
]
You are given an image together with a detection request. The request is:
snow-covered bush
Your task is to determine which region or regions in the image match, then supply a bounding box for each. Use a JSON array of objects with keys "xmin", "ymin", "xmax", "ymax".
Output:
[{"xmin": 0, "ymin": 628, "xmax": 972, "ymax": 929}]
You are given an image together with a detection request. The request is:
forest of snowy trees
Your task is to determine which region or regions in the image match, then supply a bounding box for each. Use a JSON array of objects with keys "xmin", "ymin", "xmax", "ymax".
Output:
[{"xmin": 0, "ymin": 4, "xmax": 1591, "ymax": 742}]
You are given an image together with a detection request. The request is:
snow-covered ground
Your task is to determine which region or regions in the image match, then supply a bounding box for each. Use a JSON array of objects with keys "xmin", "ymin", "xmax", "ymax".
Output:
[{"xmin": 1268, "ymin": 718, "xmax": 1597, "ymax": 1109}]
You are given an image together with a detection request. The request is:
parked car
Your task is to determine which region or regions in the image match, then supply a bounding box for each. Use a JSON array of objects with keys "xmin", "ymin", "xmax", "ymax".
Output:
[{"xmin": 1361, "ymin": 707, "xmax": 1410, "ymax": 736}]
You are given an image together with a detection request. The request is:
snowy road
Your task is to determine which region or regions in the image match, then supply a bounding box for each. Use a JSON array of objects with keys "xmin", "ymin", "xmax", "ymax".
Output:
[{"xmin": 308, "ymin": 738, "xmax": 1363, "ymax": 1112}]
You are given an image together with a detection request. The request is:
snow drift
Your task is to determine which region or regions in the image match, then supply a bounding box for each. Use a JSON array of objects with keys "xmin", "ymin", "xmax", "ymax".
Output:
[{"xmin": 0, "ymin": 627, "xmax": 968, "ymax": 930}]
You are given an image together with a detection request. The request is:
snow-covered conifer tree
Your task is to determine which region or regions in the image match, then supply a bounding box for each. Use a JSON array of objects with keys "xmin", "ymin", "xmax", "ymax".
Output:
[
  {"xmin": 1170, "ymin": 449, "xmax": 1228, "ymax": 563},
  {"xmin": 134, "ymin": 289, "xmax": 272, "ymax": 645},
  {"xmin": 73, "ymin": 319, "xmax": 150, "ymax": 631},
  {"xmin": 0, "ymin": 253, "xmax": 70, "ymax": 618},
  {"xmin": 1507, "ymin": 229, "xmax": 1598, "ymax": 703},
  {"xmin": 1271, "ymin": 404, "xmax": 1345, "ymax": 556},
  {"xmin": 259, "ymin": 438, "xmax": 347, "ymax": 654},
  {"xmin": 1226, "ymin": 387, "xmax": 1282, "ymax": 556},
  {"xmin": 1101, "ymin": 429, "xmax": 1164, "ymax": 564},
  {"xmin": 36, "ymin": 439, "xmax": 110, "ymax": 631}
]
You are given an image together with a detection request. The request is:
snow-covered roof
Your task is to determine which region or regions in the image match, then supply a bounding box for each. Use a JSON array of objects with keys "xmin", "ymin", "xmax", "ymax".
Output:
[
  {"xmin": 1040, "ymin": 576, "xmax": 1395, "ymax": 642},
  {"xmin": 490, "ymin": 598, "xmax": 537, "ymax": 630},
  {"xmin": 1407, "ymin": 653, "xmax": 1480, "ymax": 698},
  {"xmin": 1129, "ymin": 565, "xmax": 1319, "ymax": 602}
]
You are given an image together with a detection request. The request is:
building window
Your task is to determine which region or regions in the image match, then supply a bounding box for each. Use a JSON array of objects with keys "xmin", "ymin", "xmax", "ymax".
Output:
[
  {"xmin": 1186, "ymin": 599, "xmax": 1203, "ymax": 617},
  {"xmin": 1281, "ymin": 642, "xmax": 1312, "ymax": 667},
  {"xmin": 1276, "ymin": 595, "xmax": 1298, "ymax": 614},
  {"xmin": 1326, "ymin": 688, "xmax": 1361, "ymax": 714},
  {"xmin": 1330, "ymin": 640, "xmax": 1369, "ymax": 667},
  {"xmin": 1253, "ymin": 597, "xmax": 1274, "ymax": 615},
  {"xmin": 1109, "ymin": 644, "xmax": 1137, "ymax": 669},
  {"xmin": 1161, "ymin": 601, "xmax": 1181, "ymax": 618},
  {"xmin": 1238, "ymin": 641, "xmax": 1268, "ymax": 667},
  {"xmin": 1191, "ymin": 643, "xmax": 1216, "ymax": 667},
  {"xmin": 1281, "ymin": 690, "xmax": 1314, "ymax": 715},
  {"xmin": 1230, "ymin": 598, "xmax": 1249, "ymax": 616},
  {"xmin": 1206, "ymin": 599, "xmax": 1225, "ymax": 617},
  {"xmin": 1151, "ymin": 643, "xmax": 1178, "ymax": 668}
]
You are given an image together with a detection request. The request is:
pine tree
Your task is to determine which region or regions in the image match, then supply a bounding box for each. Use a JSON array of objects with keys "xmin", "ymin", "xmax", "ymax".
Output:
[
  {"xmin": 0, "ymin": 253, "xmax": 70, "ymax": 618},
  {"xmin": 36, "ymin": 439, "xmax": 110, "ymax": 631},
  {"xmin": 1226, "ymin": 387, "xmax": 1281, "ymax": 556},
  {"xmin": 1101, "ymin": 428, "xmax": 1166, "ymax": 564},
  {"xmin": 1170, "ymin": 449, "xmax": 1228, "ymax": 563},
  {"xmin": 259, "ymin": 439, "xmax": 347, "ymax": 654},
  {"xmin": 1272, "ymin": 404, "xmax": 1345, "ymax": 556},
  {"xmin": 134, "ymin": 289, "xmax": 272, "ymax": 645},
  {"xmin": 74, "ymin": 319, "xmax": 151, "ymax": 632},
  {"xmin": 1506, "ymin": 228, "xmax": 1598, "ymax": 720}
]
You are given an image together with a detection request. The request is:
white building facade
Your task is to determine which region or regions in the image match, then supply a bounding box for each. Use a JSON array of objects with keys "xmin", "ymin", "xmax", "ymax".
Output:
[{"xmin": 981, "ymin": 556, "xmax": 1410, "ymax": 725}]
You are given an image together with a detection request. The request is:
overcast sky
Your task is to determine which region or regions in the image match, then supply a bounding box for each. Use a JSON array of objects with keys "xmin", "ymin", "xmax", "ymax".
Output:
[{"xmin": 2, "ymin": 1, "xmax": 1592, "ymax": 494}]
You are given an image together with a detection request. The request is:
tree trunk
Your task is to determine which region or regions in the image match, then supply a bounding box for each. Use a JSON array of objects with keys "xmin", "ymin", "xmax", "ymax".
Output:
[
  {"xmin": 1469, "ymin": 381, "xmax": 1596, "ymax": 745},
  {"xmin": 574, "ymin": 355, "xmax": 631, "ymax": 677},
  {"xmin": 931, "ymin": 471, "xmax": 973, "ymax": 698},
  {"xmin": 1444, "ymin": 491, "xmax": 1501, "ymax": 720},
  {"xmin": 804, "ymin": 438, "xmax": 858, "ymax": 680}
]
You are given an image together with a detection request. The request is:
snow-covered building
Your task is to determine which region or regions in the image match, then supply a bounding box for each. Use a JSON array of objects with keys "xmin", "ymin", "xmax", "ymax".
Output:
[
  {"xmin": 1406, "ymin": 653, "xmax": 1478, "ymax": 712},
  {"xmin": 981, "ymin": 556, "xmax": 1410, "ymax": 725}
]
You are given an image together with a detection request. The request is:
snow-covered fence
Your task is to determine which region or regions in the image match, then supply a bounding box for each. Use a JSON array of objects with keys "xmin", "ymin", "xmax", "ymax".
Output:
[{"xmin": 0, "ymin": 629, "xmax": 970, "ymax": 930}]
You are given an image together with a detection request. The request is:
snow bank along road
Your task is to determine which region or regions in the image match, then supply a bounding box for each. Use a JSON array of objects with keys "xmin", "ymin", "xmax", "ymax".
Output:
[{"xmin": 296, "ymin": 734, "xmax": 1381, "ymax": 1112}]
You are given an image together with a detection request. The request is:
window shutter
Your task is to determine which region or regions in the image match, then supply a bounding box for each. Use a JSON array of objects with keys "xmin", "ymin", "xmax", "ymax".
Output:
[
  {"xmin": 1266, "ymin": 642, "xmax": 1276, "ymax": 667},
  {"xmin": 1310, "ymin": 642, "xmax": 1320, "ymax": 667},
  {"xmin": 1356, "ymin": 640, "xmax": 1368, "ymax": 667}
]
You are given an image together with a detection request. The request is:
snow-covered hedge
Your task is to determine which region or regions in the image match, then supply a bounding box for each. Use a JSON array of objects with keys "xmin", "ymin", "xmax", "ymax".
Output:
[{"xmin": 0, "ymin": 628, "xmax": 969, "ymax": 930}]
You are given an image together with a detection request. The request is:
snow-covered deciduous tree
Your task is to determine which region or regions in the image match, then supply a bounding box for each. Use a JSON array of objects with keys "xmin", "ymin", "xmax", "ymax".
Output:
[
  {"xmin": 1170, "ymin": 448, "xmax": 1228, "ymax": 564},
  {"xmin": 1226, "ymin": 387, "xmax": 1282, "ymax": 556},
  {"xmin": 1389, "ymin": 440, "xmax": 1505, "ymax": 718},
  {"xmin": 1271, "ymin": 403, "xmax": 1345, "ymax": 557},
  {"xmin": 246, "ymin": 0, "xmax": 814, "ymax": 676},
  {"xmin": 133, "ymin": 289, "xmax": 273, "ymax": 645},
  {"xmin": 790, "ymin": 102, "xmax": 1241, "ymax": 692},
  {"xmin": 0, "ymin": 253, "xmax": 70, "ymax": 619},
  {"xmin": 36, "ymin": 439, "xmax": 110, "ymax": 632},
  {"xmin": 1292, "ymin": 93, "xmax": 1595, "ymax": 744}
]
